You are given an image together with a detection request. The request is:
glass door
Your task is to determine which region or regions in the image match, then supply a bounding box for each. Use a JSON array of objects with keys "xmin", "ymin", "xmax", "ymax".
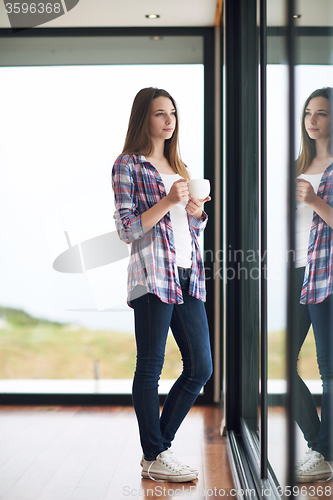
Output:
[
  {"xmin": 291, "ymin": 2, "xmax": 333, "ymax": 493},
  {"xmin": 265, "ymin": 0, "xmax": 289, "ymax": 488}
]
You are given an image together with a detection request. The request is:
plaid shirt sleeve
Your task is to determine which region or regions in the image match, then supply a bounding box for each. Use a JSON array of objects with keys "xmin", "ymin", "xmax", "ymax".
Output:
[
  {"xmin": 112, "ymin": 155, "xmax": 145, "ymax": 243},
  {"xmin": 188, "ymin": 211, "xmax": 208, "ymax": 234},
  {"xmin": 300, "ymin": 162, "xmax": 333, "ymax": 304}
]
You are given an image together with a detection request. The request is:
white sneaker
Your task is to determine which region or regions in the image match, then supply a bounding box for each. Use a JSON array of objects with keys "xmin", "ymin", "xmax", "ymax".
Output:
[
  {"xmin": 140, "ymin": 449, "xmax": 198, "ymax": 477},
  {"xmin": 295, "ymin": 451, "xmax": 333, "ymax": 483},
  {"xmin": 295, "ymin": 448, "xmax": 314, "ymax": 473},
  {"xmin": 141, "ymin": 450, "xmax": 197, "ymax": 482}
]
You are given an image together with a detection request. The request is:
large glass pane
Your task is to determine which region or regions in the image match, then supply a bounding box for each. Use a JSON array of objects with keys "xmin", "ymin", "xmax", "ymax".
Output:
[
  {"xmin": 293, "ymin": 1, "xmax": 333, "ymax": 489},
  {"xmin": 266, "ymin": 0, "xmax": 289, "ymax": 487},
  {"xmin": 266, "ymin": 0, "xmax": 333, "ymax": 491},
  {"xmin": 0, "ymin": 61, "xmax": 204, "ymax": 394}
]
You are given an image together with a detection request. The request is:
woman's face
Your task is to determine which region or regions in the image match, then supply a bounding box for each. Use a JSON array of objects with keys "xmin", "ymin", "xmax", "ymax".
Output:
[
  {"xmin": 148, "ymin": 97, "xmax": 176, "ymax": 141},
  {"xmin": 304, "ymin": 96, "xmax": 331, "ymax": 142}
]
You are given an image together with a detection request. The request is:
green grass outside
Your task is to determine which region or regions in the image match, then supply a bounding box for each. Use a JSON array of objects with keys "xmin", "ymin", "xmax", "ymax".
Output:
[
  {"xmin": 0, "ymin": 306, "xmax": 321, "ymax": 381},
  {"xmin": 0, "ymin": 323, "xmax": 182, "ymax": 380},
  {"xmin": 268, "ymin": 328, "xmax": 320, "ymax": 380}
]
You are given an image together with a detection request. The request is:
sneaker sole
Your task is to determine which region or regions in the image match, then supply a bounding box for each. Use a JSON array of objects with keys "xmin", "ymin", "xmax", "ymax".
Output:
[
  {"xmin": 295, "ymin": 472, "xmax": 333, "ymax": 483},
  {"xmin": 141, "ymin": 470, "xmax": 197, "ymax": 482},
  {"xmin": 140, "ymin": 457, "xmax": 199, "ymax": 477}
]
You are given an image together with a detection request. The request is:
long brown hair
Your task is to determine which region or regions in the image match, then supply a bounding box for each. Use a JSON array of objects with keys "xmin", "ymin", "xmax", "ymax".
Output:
[
  {"xmin": 122, "ymin": 87, "xmax": 190, "ymax": 179},
  {"xmin": 296, "ymin": 87, "xmax": 333, "ymax": 176}
]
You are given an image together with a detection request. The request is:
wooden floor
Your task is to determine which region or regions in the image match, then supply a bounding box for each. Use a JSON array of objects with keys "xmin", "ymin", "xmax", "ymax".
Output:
[{"xmin": 0, "ymin": 405, "xmax": 234, "ymax": 500}]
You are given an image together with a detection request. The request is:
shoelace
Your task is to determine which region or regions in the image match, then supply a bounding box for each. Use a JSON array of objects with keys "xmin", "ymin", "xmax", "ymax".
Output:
[
  {"xmin": 302, "ymin": 452, "xmax": 324, "ymax": 471},
  {"xmin": 159, "ymin": 454, "xmax": 184, "ymax": 472},
  {"xmin": 295, "ymin": 449, "xmax": 313, "ymax": 469},
  {"xmin": 147, "ymin": 462, "xmax": 163, "ymax": 483},
  {"xmin": 164, "ymin": 450, "xmax": 188, "ymax": 468},
  {"xmin": 146, "ymin": 453, "xmax": 184, "ymax": 482}
]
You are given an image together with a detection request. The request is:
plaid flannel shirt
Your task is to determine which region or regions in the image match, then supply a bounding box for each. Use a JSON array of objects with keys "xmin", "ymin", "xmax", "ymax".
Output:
[
  {"xmin": 301, "ymin": 162, "xmax": 333, "ymax": 304},
  {"xmin": 111, "ymin": 154, "xmax": 208, "ymax": 306}
]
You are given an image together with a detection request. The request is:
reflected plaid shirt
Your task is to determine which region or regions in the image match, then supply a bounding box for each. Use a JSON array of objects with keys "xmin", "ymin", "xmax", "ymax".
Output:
[
  {"xmin": 111, "ymin": 154, "xmax": 208, "ymax": 305},
  {"xmin": 301, "ymin": 162, "xmax": 333, "ymax": 304}
]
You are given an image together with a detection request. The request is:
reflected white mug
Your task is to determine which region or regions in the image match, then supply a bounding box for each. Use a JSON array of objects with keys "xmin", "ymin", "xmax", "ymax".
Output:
[{"xmin": 188, "ymin": 179, "xmax": 211, "ymax": 200}]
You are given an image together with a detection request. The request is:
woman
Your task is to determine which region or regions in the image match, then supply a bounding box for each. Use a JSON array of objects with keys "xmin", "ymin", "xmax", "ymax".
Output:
[
  {"xmin": 294, "ymin": 87, "xmax": 333, "ymax": 482},
  {"xmin": 111, "ymin": 88, "xmax": 212, "ymax": 482}
]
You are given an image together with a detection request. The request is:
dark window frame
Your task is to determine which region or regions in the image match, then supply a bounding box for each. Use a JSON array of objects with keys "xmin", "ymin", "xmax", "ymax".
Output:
[{"xmin": 224, "ymin": 0, "xmax": 281, "ymax": 496}]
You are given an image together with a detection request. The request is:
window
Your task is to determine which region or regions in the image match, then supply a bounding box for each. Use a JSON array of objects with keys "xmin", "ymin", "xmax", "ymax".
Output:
[{"xmin": 0, "ymin": 31, "xmax": 215, "ymax": 399}]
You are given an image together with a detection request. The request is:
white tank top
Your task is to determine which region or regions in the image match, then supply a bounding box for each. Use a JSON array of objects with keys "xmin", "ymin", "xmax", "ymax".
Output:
[
  {"xmin": 159, "ymin": 173, "xmax": 192, "ymax": 268},
  {"xmin": 295, "ymin": 173, "xmax": 323, "ymax": 268}
]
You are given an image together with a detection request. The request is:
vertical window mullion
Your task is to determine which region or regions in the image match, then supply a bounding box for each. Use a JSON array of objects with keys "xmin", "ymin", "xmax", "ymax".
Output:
[
  {"xmin": 259, "ymin": 0, "xmax": 268, "ymax": 481},
  {"xmin": 286, "ymin": 0, "xmax": 297, "ymax": 491}
]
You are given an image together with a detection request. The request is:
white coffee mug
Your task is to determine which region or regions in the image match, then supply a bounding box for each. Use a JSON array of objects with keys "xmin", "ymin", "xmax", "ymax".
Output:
[{"xmin": 188, "ymin": 179, "xmax": 211, "ymax": 200}]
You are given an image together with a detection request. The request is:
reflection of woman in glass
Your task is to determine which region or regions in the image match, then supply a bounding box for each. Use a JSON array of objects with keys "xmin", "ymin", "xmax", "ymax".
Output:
[
  {"xmin": 294, "ymin": 87, "xmax": 333, "ymax": 482},
  {"xmin": 112, "ymin": 88, "xmax": 212, "ymax": 482}
]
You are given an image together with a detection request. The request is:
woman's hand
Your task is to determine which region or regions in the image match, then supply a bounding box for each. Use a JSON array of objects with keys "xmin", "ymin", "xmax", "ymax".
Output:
[
  {"xmin": 296, "ymin": 178, "xmax": 333, "ymax": 229},
  {"xmin": 166, "ymin": 178, "xmax": 190, "ymax": 205},
  {"xmin": 185, "ymin": 194, "xmax": 211, "ymax": 220},
  {"xmin": 295, "ymin": 178, "xmax": 317, "ymax": 206}
]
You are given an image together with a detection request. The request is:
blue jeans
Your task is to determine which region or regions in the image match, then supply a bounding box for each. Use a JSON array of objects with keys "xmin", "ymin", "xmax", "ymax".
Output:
[
  {"xmin": 294, "ymin": 267, "xmax": 333, "ymax": 460},
  {"xmin": 130, "ymin": 268, "xmax": 213, "ymax": 461}
]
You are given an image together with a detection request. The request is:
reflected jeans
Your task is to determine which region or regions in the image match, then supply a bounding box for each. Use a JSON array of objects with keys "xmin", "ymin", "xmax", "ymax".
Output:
[
  {"xmin": 130, "ymin": 268, "xmax": 213, "ymax": 461},
  {"xmin": 294, "ymin": 267, "xmax": 333, "ymax": 461}
]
